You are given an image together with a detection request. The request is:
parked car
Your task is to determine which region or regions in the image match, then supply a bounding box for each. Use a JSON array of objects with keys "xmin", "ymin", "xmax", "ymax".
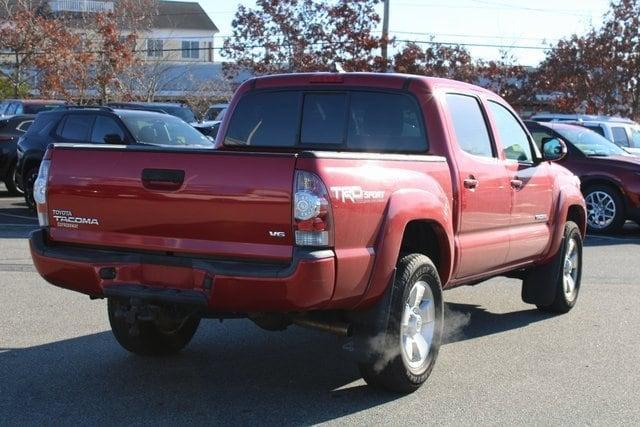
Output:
[
  {"xmin": 29, "ymin": 73, "xmax": 586, "ymax": 394},
  {"xmin": 530, "ymin": 113, "xmax": 640, "ymax": 154},
  {"xmin": 105, "ymin": 102, "xmax": 198, "ymax": 124},
  {"xmin": 0, "ymin": 114, "xmax": 34, "ymax": 195},
  {"xmin": 192, "ymin": 120, "xmax": 221, "ymax": 138},
  {"xmin": 568, "ymin": 120, "xmax": 640, "ymax": 155},
  {"xmin": 525, "ymin": 121, "xmax": 640, "ymax": 233},
  {"xmin": 16, "ymin": 106, "xmax": 212, "ymax": 209},
  {"xmin": 0, "ymin": 99, "xmax": 66, "ymax": 118},
  {"xmin": 202, "ymin": 103, "xmax": 228, "ymax": 121}
]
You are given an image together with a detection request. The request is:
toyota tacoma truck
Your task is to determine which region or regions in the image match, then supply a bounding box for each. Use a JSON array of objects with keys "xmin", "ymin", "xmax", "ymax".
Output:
[{"xmin": 29, "ymin": 73, "xmax": 586, "ymax": 393}]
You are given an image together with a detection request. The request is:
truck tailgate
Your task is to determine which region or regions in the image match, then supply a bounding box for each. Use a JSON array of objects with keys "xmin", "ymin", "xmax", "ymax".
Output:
[{"xmin": 46, "ymin": 147, "xmax": 296, "ymax": 262}]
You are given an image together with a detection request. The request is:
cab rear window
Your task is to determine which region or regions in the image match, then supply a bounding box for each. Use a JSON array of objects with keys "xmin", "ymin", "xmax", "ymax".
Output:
[{"xmin": 224, "ymin": 90, "xmax": 427, "ymax": 153}]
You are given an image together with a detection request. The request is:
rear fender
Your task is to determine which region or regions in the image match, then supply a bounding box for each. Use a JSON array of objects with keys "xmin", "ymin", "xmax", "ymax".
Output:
[{"xmin": 355, "ymin": 188, "xmax": 454, "ymax": 308}]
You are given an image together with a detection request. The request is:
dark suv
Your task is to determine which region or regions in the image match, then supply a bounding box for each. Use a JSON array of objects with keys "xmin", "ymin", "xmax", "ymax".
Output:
[{"xmin": 16, "ymin": 106, "xmax": 212, "ymax": 209}]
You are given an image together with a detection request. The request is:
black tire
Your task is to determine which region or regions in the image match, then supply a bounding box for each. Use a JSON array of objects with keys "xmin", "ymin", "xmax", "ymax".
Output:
[
  {"xmin": 584, "ymin": 184, "xmax": 625, "ymax": 234},
  {"xmin": 23, "ymin": 167, "xmax": 39, "ymax": 212},
  {"xmin": 535, "ymin": 221, "xmax": 583, "ymax": 314},
  {"xmin": 3, "ymin": 163, "xmax": 23, "ymax": 196},
  {"xmin": 107, "ymin": 298, "xmax": 200, "ymax": 356},
  {"xmin": 358, "ymin": 254, "xmax": 443, "ymax": 394}
]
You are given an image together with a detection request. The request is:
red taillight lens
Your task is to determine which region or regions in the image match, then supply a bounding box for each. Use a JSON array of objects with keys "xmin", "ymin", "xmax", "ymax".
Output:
[{"xmin": 293, "ymin": 170, "xmax": 333, "ymax": 247}]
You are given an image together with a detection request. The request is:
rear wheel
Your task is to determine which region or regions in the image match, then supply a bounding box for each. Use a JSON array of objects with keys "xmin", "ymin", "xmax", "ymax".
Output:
[
  {"xmin": 3, "ymin": 163, "xmax": 23, "ymax": 196},
  {"xmin": 584, "ymin": 185, "xmax": 625, "ymax": 233},
  {"xmin": 107, "ymin": 298, "xmax": 200, "ymax": 356},
  {"xmin": 358, "ymin": 254, "xmax": 443, "ymax": 393}
]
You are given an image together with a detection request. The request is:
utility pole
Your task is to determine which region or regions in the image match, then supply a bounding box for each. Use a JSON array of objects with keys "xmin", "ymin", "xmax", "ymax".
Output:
[{"xmin": 381, "ymin": 0, "xmax": 390, "ymax": 65}]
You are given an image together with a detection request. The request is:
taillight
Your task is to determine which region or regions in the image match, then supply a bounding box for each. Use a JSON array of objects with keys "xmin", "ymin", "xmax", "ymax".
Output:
[
  {"xmin": 34, "ymin": 160, "xmax": 50, "ymax": 227},
  {"xmin": 293, "ymin": 170, "xmax": 333, "ymax": 247}
]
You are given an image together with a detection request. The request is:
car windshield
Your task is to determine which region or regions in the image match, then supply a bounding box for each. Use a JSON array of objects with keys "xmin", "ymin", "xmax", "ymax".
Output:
[
  {"xmin": 555, "ymin": 127, "xmax": 630, "ymax": 157},
  {"xmin": 164, "ymin": 106, "xmax": 197, "ymax": 123},
  {"xmin": 121, "ymin": 113, "xmax": 213, "ymax": 148},
  {"xmin": 23, "ymin": 104, "xmax": 64, "ymax": 114}
]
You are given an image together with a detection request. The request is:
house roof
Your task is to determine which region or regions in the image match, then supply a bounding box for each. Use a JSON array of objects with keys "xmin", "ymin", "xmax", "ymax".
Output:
[
  {"xmin": 155, "ymin": 1, "xmax": 218, "ymax": 32},
  {"xmin": 0, "ymin": 1, "xmax": 219, "ymax": 32}
]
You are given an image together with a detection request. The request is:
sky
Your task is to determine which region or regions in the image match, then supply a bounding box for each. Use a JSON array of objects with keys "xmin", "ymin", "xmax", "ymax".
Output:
[{"xmin": 196, "ymin": 0, "xmax": 611, "ymax": 66}]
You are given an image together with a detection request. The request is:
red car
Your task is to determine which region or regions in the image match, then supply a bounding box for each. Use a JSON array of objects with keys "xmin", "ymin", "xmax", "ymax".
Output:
[
  {"xmin": 29, "ymin": 73, "xmax": 585, "ymax": 393},
  {"xmin": 525, "ymin": 121, "xmax": 640, "ymax": 233}
]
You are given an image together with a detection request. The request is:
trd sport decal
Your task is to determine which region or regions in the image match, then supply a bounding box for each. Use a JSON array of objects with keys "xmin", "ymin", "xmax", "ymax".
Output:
[
  {"xmin": 330, "ymin": 186, "xmax": 385, "ymax": 203},
  {"xmin": 51, "ymin": 209, "xmax": 100, "ymax": 228}
]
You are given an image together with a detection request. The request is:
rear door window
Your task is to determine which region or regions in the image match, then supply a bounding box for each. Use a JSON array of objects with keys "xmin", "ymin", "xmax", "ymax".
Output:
[
  {"xmin": 58, "ymin": 114, "xmax": 94, "ymax": 141},
  {"xmin": 225, "ymin": 91, "xmax": 300, "ymax": 147},
  {"xmin": 611, "ymin": 126, "xmax": 630, "ymax": 147},
  {"xmin": 446, "ymin": 94, "xmax": 494, "ymax": 158}
]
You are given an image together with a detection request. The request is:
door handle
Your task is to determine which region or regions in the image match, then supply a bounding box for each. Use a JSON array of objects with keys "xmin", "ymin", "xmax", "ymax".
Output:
[
  {"xmin": 141, "ymin": 168, "xmax": 185, "ymax": 190},
  {"xmin": 463, "ymin": 177, "xmax": 478, "ymax": 189},
  {"xmin": 510, "ymin": 179, "xmax": 524, "ymax": 189}
]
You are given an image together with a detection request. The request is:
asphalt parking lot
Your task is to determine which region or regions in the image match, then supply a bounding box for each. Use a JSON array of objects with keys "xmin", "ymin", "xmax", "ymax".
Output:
[{"xmin": 1, "ymin": 185, "xmax": 639, "ymax": 425}]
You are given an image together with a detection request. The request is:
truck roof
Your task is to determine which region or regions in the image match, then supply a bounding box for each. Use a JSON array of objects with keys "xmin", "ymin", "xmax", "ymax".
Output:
[{"xmin": 248, "ymin": 72, "xmax": 496, "ymax": 96}]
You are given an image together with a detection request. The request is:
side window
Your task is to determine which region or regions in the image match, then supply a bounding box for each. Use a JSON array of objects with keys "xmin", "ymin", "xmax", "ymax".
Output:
[
  {"xmin": 91, "ymin": 115, "xmax": 125, "ymax": 143},
  {"xmin": 584, "ymin": 125, "xmax": 605, "ymax": 137},
  {"xmin": 14, "ymin": 104, "xmax": 24, "ymax": 115},
  {"xmin": 301, "ymin": 93, "xmax": 346, "ymax": 145},
  {"xmin": 224, "ymin": 91, "xmax": 300, "ymax": 147},
  {"xmin": 611, "ymin": 127, "xmax": 630, "ymax": 147},
  {"xmin": 58, "ymin": 114, "xmax": 94, "ymax": 141},
  {"xmin": 487, "ymin": 101, "xmax": 533, "ymax": 163},
  {"xmin": 446, "ymin": 94, "xmax": 494, "ymax": 158},
  {"xmin": 347, "ymin": 91, "xmax": 427, "ymax": 152},
  {"xmin": 631, "ymin": 128, "xmax": 640, "ymax": 148}
]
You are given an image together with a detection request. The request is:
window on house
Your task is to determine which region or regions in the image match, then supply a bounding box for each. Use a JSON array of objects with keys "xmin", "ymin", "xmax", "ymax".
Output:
[
  {"xmin": 182, "ymin": 41, "xmax": 199, "ymax": 59},
  {"xmin": 147, "ymin": 39, "xmax": 163, "ymax": 58}
]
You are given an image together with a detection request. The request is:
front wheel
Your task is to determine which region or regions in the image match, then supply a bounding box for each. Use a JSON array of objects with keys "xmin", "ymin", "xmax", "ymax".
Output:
[
  {"xmin": 535, "ymin": 221, "xmax": 583, "ymax": 313},
  {"xmin": 107, "ymin": 298, "xmax": 200, "ymax": 356},
  {"xmin": 584, "ymin": 185, "xmax": 625, "ymax": 233},
  {"xmin": 358, "ymin": 254, "xmax": 443, "ymax": 393}
]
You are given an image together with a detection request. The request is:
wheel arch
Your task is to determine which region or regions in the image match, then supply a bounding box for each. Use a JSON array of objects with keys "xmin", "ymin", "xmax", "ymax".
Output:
[{"xmin": 356, "ymin": 188, "xmax": 455, "ymax": 308}]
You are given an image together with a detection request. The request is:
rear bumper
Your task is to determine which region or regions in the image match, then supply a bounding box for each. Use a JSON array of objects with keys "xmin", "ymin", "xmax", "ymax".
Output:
[{"xmin": 29, "ymin": 229, "xmax": 336, "ymax": 312}]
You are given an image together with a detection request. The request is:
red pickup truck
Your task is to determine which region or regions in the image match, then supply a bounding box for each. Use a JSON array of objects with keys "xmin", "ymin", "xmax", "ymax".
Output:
[{"xmin": 29, "ymin": 73, "xmax": 586, "ymax": 393}]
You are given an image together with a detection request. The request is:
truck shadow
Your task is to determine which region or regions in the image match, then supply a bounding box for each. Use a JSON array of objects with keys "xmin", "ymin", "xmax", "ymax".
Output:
[
  {"xmin": 442, "ymin": 302, "xmax": 553, "ymax": 345},
  {"xmin": 0, "ymin": 303, "xmax": 553, "ymax": 424}
]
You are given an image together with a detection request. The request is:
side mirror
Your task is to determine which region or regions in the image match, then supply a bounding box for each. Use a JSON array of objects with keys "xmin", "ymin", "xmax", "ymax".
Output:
[
  {"xmin": 104, "ymin": 134, "xmax": 124, "ymax": 144},
  {"xmin": 542, "ymin": 137, "xmax": 567, "ymax": 161}
]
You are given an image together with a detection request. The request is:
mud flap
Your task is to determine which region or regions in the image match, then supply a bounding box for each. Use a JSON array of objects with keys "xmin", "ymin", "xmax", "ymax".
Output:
[
  {"xmin": 522, "ymin": 236, "xmax": 564, "ymax": 306},
  {"xmin": 341, "ymin": 268, "xmax": 397, "ymax": 363}
]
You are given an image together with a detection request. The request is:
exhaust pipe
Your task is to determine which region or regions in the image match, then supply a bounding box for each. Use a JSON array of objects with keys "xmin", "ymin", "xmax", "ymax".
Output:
[{"xmin": 292, "ymin": 317, "xmax": 351, "ymax": 336}]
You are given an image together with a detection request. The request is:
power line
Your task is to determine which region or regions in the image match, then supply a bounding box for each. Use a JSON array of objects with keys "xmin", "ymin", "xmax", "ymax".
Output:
[{"xmin": 395, "ymin": 1, "xmax": 595, "ymax": 18}]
